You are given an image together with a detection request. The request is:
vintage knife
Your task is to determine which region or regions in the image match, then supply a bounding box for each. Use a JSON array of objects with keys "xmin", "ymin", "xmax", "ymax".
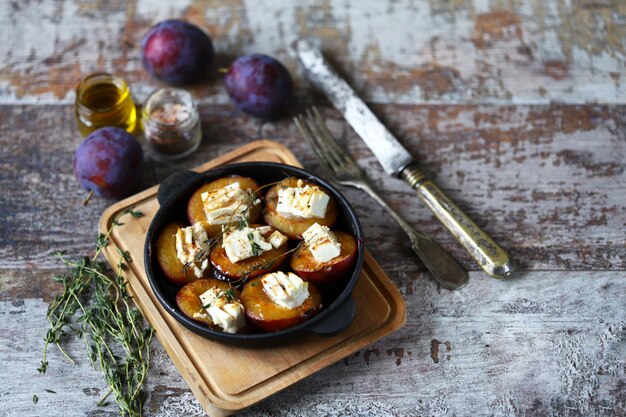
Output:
[{"xmin": 294, "ymin": 39, "xmax": 515, "ymax": 278}]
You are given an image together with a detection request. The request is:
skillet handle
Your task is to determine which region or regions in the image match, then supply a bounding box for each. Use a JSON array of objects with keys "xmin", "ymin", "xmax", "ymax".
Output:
[
  {"xmin": 157, "ymin": 170, "xmax": 203, "ymax": 206},
  {"xmin": 308, "ymin": 296, "xmax": 356, "ymax": 337}
]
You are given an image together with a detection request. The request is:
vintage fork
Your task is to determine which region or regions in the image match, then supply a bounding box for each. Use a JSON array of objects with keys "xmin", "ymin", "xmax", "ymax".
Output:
[{"xmin": 295, "ymin": 108, "xmax": 468, "ymax": 290}]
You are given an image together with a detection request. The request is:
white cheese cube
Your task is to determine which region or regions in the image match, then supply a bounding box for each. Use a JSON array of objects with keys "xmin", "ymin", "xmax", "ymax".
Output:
[
  {"xmin": 194, "ymin": 287, "xmax": 246, "ymax": 333},
  {"xmin": 222, "ymin": 226, "xmax": 273, "ymax": 263},
  {"xmin": 268, "ymin": 230, "xmax": 288, "ymax": 249},
  {"xmin": 198, "ymin": 286, "xmax": 223, "ymax": 308},
  {"xmin": 254, "ymin": 225, "xmax": 273, "ymax": 235},
  {"xmin": 207, "ymin": 302, "xmax": 245, "ymax": 334},
  {"xmin": 201, "ymin": 182, "xmax": 254, "ymax": 225},
  {"xmin": 276, "ymin": 184, "xmax": 330, "ymax": 219},
  {"xmin": 261, "ymin": 271, "xmax": 309, "ymax": 309},
  {"xmin": 302, "ymin": 223, "xmax": 341, "ymax": 263},
  {"xmin": 175, "ymin": 223, "xmax": 210, "ymax": 277}
]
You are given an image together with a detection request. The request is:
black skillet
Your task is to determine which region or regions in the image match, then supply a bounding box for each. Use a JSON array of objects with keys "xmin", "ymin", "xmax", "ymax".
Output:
[{"xmin": 144, "ymin": 162, "xmax": 364, "ymax": 346}]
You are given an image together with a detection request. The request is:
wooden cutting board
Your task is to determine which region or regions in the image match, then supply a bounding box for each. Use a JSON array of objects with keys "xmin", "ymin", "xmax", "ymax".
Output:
[{"xmin": 99, "ymin": 140, "xmax": 406, "ymax": 417}]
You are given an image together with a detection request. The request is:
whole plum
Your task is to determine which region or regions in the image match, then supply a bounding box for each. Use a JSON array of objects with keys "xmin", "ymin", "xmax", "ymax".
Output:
[
  {"xmin": 225, "ymin": 54, "xmax": 293, "ymax": 120},
  {"xmin": 73, "ymin": 127, "xmax": 143, "ymax": 198},
  {"xmin": 141, "ymin": 19, "xmax": 213, "ymax": 84}
]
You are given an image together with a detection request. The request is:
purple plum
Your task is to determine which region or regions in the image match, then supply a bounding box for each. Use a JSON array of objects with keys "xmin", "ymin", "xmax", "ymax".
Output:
[
  {"xmin": 141, "ymin": 19, "xmax": 213, "ymax": 85},
  {"xmin": 73, "ymin": 127, "xmax": 143, "ymax": 198},
  {"xmin": 225, "ymin": 54, "xmax": 293, "ymax": 120}
]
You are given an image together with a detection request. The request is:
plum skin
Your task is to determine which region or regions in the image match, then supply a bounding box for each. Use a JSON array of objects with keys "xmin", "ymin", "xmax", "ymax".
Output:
[
  {"xmin": 73, "ymin": 127, "xmax": 143, "ymax": 198},
  {"xmin": 290, "ymin": 231, "xmax": 358, "ymax": 286},
  {"xmin": 225, "ymin": 54, "xmax": 293, "ymax": 120},
  {"xmin": 141, "ymin": 19, "xmax": 214, "ymax": 84},
  {"xmin": 176, "ymin": 279, "xmax": 241, "ymax": 327},
  {"xmin": 241, "ymin": 275, "xmax": 323, "ymax": 332}
]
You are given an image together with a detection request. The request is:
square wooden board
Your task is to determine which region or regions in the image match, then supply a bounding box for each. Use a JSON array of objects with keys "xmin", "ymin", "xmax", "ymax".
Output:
[{"xmin": 99, "ymin": 140, "xmax": 406, "ymax": 416}]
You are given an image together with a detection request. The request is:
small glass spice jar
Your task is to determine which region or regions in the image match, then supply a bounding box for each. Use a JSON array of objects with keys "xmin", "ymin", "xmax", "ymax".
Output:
[
  {"xmin": 141, "ymin": 88, "xmax": 202, "ymax": 159},
  {"xmin": 75, "ymin": 73, "xmax": 138, "ymax": 136}
]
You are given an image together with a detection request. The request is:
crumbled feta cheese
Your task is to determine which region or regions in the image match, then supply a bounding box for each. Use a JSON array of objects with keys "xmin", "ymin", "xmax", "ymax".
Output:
[
  {"xmin": 276, "ymin": 182, "xmax": 330, "ymax": 219},
  {"xmin": 222, "ymin": 226, "xmax": 273, "ymax": 263},
  {"xmin": 261, "ymin": 272, "xmax": 309, "ymax": 309},
  {"xmin": 302, "ymin": 223, "xmax": 341, "ymax": 263},
  {"xmin": 175, "ymin": 223, "xmax": 210, "ymax": 277},
  {"xmin": 254, "ymin": 225, "xmax": 273, "ymax": 235},
  {"xmin": 193, "ymin": 286, "xmax": 245, "ymax": 333},
  {"xmin": 201, "ymin": 182, "xmax": 254, "ymax": 225},
  {"xmin": 268, "ymin": 230, "xmax": 288, "ymax": 249}
]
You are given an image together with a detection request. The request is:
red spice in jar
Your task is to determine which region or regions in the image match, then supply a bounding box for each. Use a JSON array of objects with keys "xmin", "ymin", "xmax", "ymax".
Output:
[{"xmin": 142, "ymin": 88, "xmax": 202, "ymax": 159}]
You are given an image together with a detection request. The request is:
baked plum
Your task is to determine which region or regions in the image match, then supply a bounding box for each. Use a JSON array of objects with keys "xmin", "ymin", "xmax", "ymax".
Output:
[
  {"xmin": 156, "ymin": 222, "xmax": 209, "ymax": 286},
  {"xmin": 141, "ymin": 19, "xmax": 213, "ymax": 84},
  {"xmin": 225, "ymin": 54, "xmax": 293, "ymax": 120},
  {"xmin": 241, "ymin": 273, "xmax": 322, "ymax": 332},
  {"xmin": 187, "ymin": 176, "xmax": 262, "ymax": 237},
  {"xmin": 175, "ymin": 278, "xmax": 241, "ymax": 328},
  {"xmin": 290, "ymin": 231, "xmax": 357, "ymax": 285},
  {"xmin": 73, "ymin": 127, "xmax": 143, "ymax": 198},
  {"xmin": 263, "ymin": 177, "xmax": 338, "ymax": 239},
  {"xmin": 210, "ymin": 225, "xmax": 289, "ymax": 282}
]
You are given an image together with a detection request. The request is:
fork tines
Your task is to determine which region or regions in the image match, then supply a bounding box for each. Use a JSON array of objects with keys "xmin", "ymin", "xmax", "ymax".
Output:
[{"xmin": 294, "ymin": 107, "xmax": 359, "ymax": 177}]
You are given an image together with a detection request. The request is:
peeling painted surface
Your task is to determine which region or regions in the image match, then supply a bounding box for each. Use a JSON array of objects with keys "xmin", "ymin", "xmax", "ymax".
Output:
[
  {"xmin": 2, "ymin": 104, "xmax": 623, "ymax": 271},
  {"xmin": 0, "ymin": 0, "xmax": 625, "ymax": 104},
  {"xmin": 3, "ymin": 272, "xmax": 624, "ymax": 416},
  {"xmin": 1, "ymin": 1, "xmax": 625, "ymax": 416}
]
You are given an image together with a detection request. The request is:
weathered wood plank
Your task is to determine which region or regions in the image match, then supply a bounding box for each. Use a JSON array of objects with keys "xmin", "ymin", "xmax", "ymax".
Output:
[
  {"xmin": 3, "ymin": 270, "xmax": 623, "ymax": 417},
  {"xmin": 0, "ymin": 0, "xmax": 624, "ymax": 105},
  {"xmin": 1, "ymin": 104, "xmax": 624, "ymax": 271}
]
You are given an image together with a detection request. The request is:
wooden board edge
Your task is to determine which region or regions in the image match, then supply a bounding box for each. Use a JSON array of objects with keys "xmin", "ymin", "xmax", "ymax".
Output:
[
  {"xmin": 99, "ymin": 246, "xmax": 238, "ymax": 415},
  {"xmin": 218, "ymin": 250, "xmax": 407, "ymax": 403},
  {"xmin": 96, "ymin": 139, "xmax": 406, "ymax": 414}
]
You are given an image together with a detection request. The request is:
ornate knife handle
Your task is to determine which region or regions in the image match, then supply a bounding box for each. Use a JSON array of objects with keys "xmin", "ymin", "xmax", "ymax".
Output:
[{"xmin": 401, "ymin": 163, "xmax": 515, "ymax": 278}]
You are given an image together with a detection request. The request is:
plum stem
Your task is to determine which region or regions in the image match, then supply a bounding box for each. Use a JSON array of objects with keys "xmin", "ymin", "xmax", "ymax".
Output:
[
  {"xmin": 218, "ymin": 67, "xmax": 228, "ymax": 74},
  {"xmin": 82, "ymin": 190, "xmax": 94, "ymax": 206}
]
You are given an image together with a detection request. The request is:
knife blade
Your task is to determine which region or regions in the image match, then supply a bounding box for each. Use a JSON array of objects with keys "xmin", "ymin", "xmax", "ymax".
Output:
[
  {"xmin": 293, "ymin": 39, "xmax": 413, "ymax": 176},
  {"xmin": 294, "ymin": 38, "xmax": 515, "ymax": 279}
]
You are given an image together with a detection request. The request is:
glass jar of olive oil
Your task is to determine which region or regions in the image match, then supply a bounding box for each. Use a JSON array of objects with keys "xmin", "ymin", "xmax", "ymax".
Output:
[{"xmin": 75, "ymin": 73, "xmax": 138, "ymax": 136}]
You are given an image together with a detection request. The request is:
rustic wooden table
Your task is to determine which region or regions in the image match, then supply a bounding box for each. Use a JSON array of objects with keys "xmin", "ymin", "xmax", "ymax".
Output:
[{"xmin": 1, "ymin": 1, "xmax": 624, "ymax": 416}]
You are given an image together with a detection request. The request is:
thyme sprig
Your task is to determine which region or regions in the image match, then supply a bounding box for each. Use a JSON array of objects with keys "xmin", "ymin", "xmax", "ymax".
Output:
[
  {"xmin": 39, "ymin": 207, "xmax": 154, "ymax": 417},
  {"xmin": 202, "ymin": 288, "xmax": 236, "ymax": 310}
]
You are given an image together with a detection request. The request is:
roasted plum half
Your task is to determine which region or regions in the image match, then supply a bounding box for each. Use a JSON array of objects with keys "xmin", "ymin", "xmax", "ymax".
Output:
[
  {"xmin": 156, "ymin": 222, "xmax": 208, "ymax": 286},
  {"xmin": 290, "ymin": 231, "xmax": 358, "ymax": 285},
  {"xmin": 210, "ymin": 225, "xmax": 289, "ymax": 282},
  {"xmin": 187, "ymin": 176, "xmax": 262, "ymax": 237},
  {"xmin": 175, "ymin": 278, "xmax": 240, "ymax": 327},
  {"xmin": 240, "ymin": 275, "xmax": 322, "ymax": 332},
  {"xmin": 263, "ymin": 177, "xmax": 338, "ymax": 239}
]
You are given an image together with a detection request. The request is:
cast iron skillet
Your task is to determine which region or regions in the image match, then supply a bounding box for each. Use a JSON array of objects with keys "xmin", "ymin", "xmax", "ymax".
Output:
[{"xmin": 144, "ymin": 162, "xmax": 364, "ymax": 346}]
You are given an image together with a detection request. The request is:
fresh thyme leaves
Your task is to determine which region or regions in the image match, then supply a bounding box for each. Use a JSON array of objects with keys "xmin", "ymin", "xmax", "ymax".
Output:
[
  {"xmin": 221, "ymin": 288, "xmax": 236, "ymax": 302},
  {"xmin": 96, "ymin": 233, "xmax": 109, "ymax": 252},
  {"xmin": 201, "ymin": 287, "xmax": 236, "ymax": 309},
  {"xmin": 182, "ymin": 240, "xmax": 212, "ymax": 275},
  {"xmin": 121, "ymin": 207, "xmax": 144, "ymax": 218},
  {"xmin": 247, "ymin": 232, "xmax": 263, "ymax": 256},
  {"xmin": 39, "ymin": 207, "xmax": 154, "ymax": 417},
  {"xmin": 32, "ymin": 394, "xmax": 38, "ymax": 404}
]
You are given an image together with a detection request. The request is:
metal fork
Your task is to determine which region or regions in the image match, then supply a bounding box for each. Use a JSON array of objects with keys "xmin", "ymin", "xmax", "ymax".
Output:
[{"xmin": 295, "ymin": 107, "xmax": 468, "ymax": 290}]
